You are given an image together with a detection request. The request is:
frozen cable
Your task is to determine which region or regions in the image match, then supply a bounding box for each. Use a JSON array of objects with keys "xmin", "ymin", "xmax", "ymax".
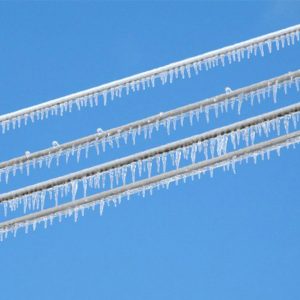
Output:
[
  {"xmin": 1, "ymin": 130, "xmax": 300, "ymax": 240},
  {"xmin": 0, "ymin": 24, "xmax": 299, "ymax": 134},
  {"xmin": 1, "ymin": 101, "xmax": 300, "ymax": 215},
  {"xmin": 1, "ymin": 69, "xmax": 299, "ymax": 182}
]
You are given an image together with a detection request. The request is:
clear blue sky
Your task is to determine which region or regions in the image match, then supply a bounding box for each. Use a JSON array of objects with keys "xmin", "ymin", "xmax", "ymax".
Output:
[{"xmin": 0, "ymin": 2, "xmax": 300, "ymax": 299}]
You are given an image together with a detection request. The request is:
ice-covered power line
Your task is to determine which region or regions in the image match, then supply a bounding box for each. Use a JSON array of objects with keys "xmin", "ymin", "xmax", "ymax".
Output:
[
  {"xmin": 1, "ymin": 130, "xmax": 300, "ymax": 240},
  {"xmin": 1, "ymin": 69, "xmax": 299, "ymax": 182},
  {"xmin": 2, "ymin": 101, "xmax": 300, "ymax": 215},
  {"xmin": 0, "ymin": 24, "xmax": 299, "ymax": 134}
]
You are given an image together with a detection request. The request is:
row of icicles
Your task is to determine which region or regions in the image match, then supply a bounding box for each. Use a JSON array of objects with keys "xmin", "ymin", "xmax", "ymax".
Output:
[
  {"xmin": 1, "ymin": 135, "xmax": 299, "ymax": 241},
  {"xmin": 1, "ymin": 29, "xmax": 299, "ymax": 134},
  {"xmin": 1, "ymin": 75, "xmax": 299, "ymax": 183},
  {"xmin": 2, "ymin": 109, "xmax": 300, "ymax": 217}
]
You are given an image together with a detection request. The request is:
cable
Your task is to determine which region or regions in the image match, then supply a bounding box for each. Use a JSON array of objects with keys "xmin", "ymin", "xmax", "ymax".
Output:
[
  {"xmin": 1, "ymin": 24, "xmax": 299, "ymax": 133},
  {"xmin": 1, "ymin": 69, "xmax": 299, "ymax": 182},
  {"xmin": 1, "ymin": 130, "xmax": 300, "ymax": 240},
  {"xmin": 1, "ymin": 101, "xmax": 300, "ymax": 214}
]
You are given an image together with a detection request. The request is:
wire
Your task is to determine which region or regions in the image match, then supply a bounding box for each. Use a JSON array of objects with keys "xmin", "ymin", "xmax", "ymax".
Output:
[
  {"xmin": 1, "ymin": 69, "xmax": 299, "ymax": 181},
  {"xmin": 1, "ymin": 101, "xmax": 300, "ymax": 209},
  {"xmin": 1, "ymin": 24, "xmax": 299, "ymax": 133},
  {"xmin": 1, "ymin": 130, "xmax": 300, "ymax": 240}
]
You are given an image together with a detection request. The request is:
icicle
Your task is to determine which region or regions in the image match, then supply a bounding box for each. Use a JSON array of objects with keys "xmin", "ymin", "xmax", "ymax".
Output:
[
  {"xmin": 210, "ymin": 138, "xmax": 216, "ymax": 158},
  {"xmin": 204, "ymin": 106, "xmax": 210, "ymax": 123},
  {"xmin": 180, "ymin": 114, "xmax": 184, "ymax": 127},
  {"xmin": 237, "ymin": 94, "xmax": 243, "ymax": 115},
  {"xmin": 231, "ymin": 159, "xmax": 236, "ymax": 174},
  {"xmin": 109, "ymin": 170, "xmax": 114, "ymax": 188},
  {"xmin": 250, "ymin": 127, "xmax": 256, "ymax": 145},
  {"xmin": 54, "ymin": 187, "xmax": 59, "ymax": 206},
  {"xmin": 76, "ymin": 146, "xmax": 81, "ymax": 162},
  {"xmin": 94, "ymin": 140, "xmax": 100, "ymax": 156},
  {"xmin": 266, "ymin": 39, "xmax": 272, "ymax": 53},
  {"xmin": 283, "ymin": 81, "xmax": 288, "ymax": 95},
  {"xmin": 180, "ymin": 66, "xmax": 185, "ymax": 79},
  {"xmin": 146, "ymin": 159, "xmax": 152, "ymax": 178},
  {"xmin": 130, "ymin": 162, "xmax": 136, "ymax": 182},
  {"xmin": 272, "ymin": 81, "xmax": 278, "ymax": 103},
  {"xmin": 186, "ymin": 64, "xmax": 192, "ymax": 78},
  {"xmin": 148, "ymin": 123, "xmax": 154, "ymax": 139},
  {"xmin": 191, "ymin": 144, "xmax": 197, "ymax": 164},
  {"xmin": 291, "ymin": 113, "xmax": 298, "ymax": 129},
  {"xmin": 209, "ymin": 167, "xmax": 214, "ymax": 178},
  {"xmin": 169, "ymin": 151, "xmax": 175, "ymax": 166},
  {"xmin": 115, "ymin": 167, "xmax": 122, "ymax": 186},
  {"xmin": 283, "ymin": 115, "xmax": 290, "ymax": 133},
  {"xmin": 85, "ymin": 143, "xmax": 89, "ymax": 159},
  {"xmin": 137, "ymin": 160, "xmax": 143, "ymax": 177},
  {"xmin": 121, "ymin": 166, "xmax": 127, "ymax": 185},
  {"xmin": 156, "ymin": 155, "xmax": 161, "ymax": 173},
  {"xmin": 169, "ymin": 69, "xmax": 174, "ymax": 83},
  {"xmin": 71, "ymin": 180, "xmax": 78, "ymax": 200},
  {"xmin": 166, "ymin": 118, "xmax": 171, "ymax": 135},
  {"xmin": 40, "ymin": 190, "xmax": 46, "ymax": 210},
  {"xmin": 175, "ymin": 149, "xmax": 182, "ymax": 169},
  {"xmin": 192, "ymin": 62, "xmax": 199, "ymax": 75},
  {"xmin": 102, "ymin": 91, "xmax": 108, "ymax": 106},
  {"xmin": 203, "ymin": 140, "xmax": 208, "ymax": 160},
  {"xmin": 230, "ymin": 131, "xmax": 236, "ymax": 149},
  {"xmin": 131, "ymin": 128, "xmax": 137, "ymax": 145},
  {"xmin": 5, "ymin": 168, "xmax": 10, "ymax": 184},
  {"xmin": 243, "ymin": 127, "xmax": 250, "ymax": 146},
  {"xmin": 276, "ymin": 146, "xmax": 281, "ymax": 156},
  {"xmin": 258, "ymin": 42, "xmax": 264, "ymax": 56},
  {"xmin": 82, "ymin": 177, "xmax": 88, "ymax": 197},
  {"xmin": 99, "ymin": 200, "xmax": 105, "ymax": 216},
  {"xmin": 101, "ymin": 138, "xmax": 106, "ymax": 152},
  {"xmin": 26, "ymin": 162, "xmax": 30, "ymax": 176},
  {"xmin": 151, "ymin": 75, "xmax": 155, "ymax": 87},
  {"xmin": 65, "ymin": 149, "xmax": 71, "ymax": 167},
  {"xmin": 108, "ymin": 136, "xmax": 113, "ymax": 149},
  {"xmin": 162, "ymin": 153, "xmax": 167, "ymax": 173},
  {"xmin": 295, "ymin": 78, "xmax": 300, "ymax": 92}
]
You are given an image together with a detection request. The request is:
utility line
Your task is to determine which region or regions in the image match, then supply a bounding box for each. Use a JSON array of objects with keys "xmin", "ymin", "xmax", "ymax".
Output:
[
  {"xmin": 1, "ymin": 69, "xmax": 299, "ymax": 180},
  {"xmin": 1, "ymin": 101, "xmax": 300, "ymax": 204},
  {"xmin": 0, "ymin": 24, "xmax": 299, "ymax": 133},
  {"xmin": 1, "ymin": 130, "xmax": 300, "ymax": 238}
]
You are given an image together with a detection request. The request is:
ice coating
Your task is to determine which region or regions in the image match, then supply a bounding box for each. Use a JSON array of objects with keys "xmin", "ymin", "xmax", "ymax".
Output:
[
  {"xmin": 0, "ymin": 27, "xmax": 299, "ymax": 134},
  {"xmin": 1, "ymin": 110, "xmax": 300, "ymax": 216},
  {"xmin": 1, "ymin": 131, "xmax": 300, "ymax": 241},
  {"xmin": 1, "ymin": 74, "xmax": 300, "ymax": 183}
]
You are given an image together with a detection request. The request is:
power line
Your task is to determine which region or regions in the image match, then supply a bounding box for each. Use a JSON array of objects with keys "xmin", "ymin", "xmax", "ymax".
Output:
[
  {"xmin": 1, "ymin": 24, "xmax": 299, "ymax": 133},
  {"xmin": 1, "ymin": 130, "xmax": 300, "ymax": 239},
  {"xmin": 1, "ymin": 69, "xmax": 299, "ymax": 181},
  {"xmin": 1, "ymin": 101, "xmax": 300, "ymax": 211}
]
